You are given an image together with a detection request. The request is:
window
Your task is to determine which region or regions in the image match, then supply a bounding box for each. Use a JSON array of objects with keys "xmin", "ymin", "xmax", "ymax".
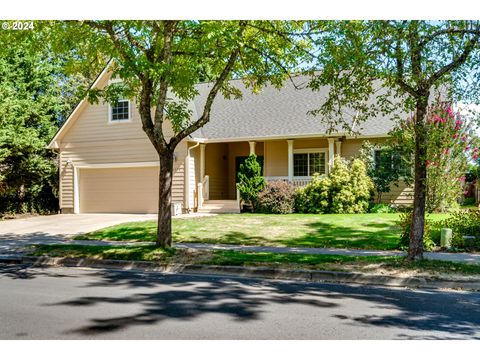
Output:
[
  {"xmin": 293, "ymin": 151, "xmax": 326, "ymax": 177},
  {"xmin": 374, "ymin": 149, "xmax": 411, "ymax": 177},
  {"xmin": 109, "ymin": 100, "xmax": 130, "ymax": 122}
]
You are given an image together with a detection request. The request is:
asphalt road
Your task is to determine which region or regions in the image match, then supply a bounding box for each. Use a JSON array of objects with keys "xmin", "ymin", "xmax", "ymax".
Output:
[{"xmin": 1, "ymin": 264, "xmax": 480, "ymax": 340}]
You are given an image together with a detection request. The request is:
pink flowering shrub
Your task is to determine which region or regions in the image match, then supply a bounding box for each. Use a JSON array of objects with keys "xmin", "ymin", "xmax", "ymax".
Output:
[{"xmin": 391, "ymin": 101, "xmax": 480, "ymax": 212}]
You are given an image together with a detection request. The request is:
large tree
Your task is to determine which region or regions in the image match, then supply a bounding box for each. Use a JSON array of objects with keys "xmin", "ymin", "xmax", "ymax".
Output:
[
  {"xmin": 50, "ymin": 20, "xmax": 314, "ymax": 248},
  {"xmin": 0, "ymin": 34, "xmax": 88, "ymax": 215},
  {"xmin": 309, "ymin": 20, "xmax": 480, "ymax": 260}
]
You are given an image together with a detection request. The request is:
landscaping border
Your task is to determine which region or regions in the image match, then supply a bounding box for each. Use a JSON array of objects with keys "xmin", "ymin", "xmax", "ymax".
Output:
[{"xmin": 1, "ymin": 254, "xmax": 479, "ymax": 291}]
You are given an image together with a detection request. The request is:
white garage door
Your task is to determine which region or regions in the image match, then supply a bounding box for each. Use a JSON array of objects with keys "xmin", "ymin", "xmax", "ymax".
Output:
[{"xmin": 79, "ymin": 167, "xmax": 159, "ymax": 213}]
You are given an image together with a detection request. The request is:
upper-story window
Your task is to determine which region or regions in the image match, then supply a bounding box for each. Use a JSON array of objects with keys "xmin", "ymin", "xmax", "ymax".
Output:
[
  {"xmin": 293, "ymin": 150, "xmax": 327, "ymax": 177},
  {"xmin": 109, "ymin": 100, "xmax": 130, "ymax": 123}
]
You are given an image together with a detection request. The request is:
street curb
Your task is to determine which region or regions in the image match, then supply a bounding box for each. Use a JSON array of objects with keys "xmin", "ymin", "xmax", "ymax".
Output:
[{"xmin": 2, "ymin": 255, "xmax": 480, "ymax": 291}]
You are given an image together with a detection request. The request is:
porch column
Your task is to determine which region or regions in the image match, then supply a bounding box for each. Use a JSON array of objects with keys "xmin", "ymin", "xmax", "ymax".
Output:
[
  {"xmin": 200, "ymin": 143, "xmax": 206, "ymax": 180},
  {"xmin": 248, "ymin": 141, "xmax": 256, "ymax": 155},
  {"xmin": 287, "ymin": 139, "xmax": 294, "ymax": 182},
  {"xmin": 335, "ymin": 140, "xmax": 342, "ymax": 158},
  {"xmin": 328, "ymin": 138, "xmax": 335, "ymax": 170}
]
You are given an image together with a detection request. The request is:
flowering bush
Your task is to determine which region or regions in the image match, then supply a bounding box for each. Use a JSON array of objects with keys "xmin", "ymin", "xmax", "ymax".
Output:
[{"xmin": 390, "ymin": 101, "xmax": 480, "ymax": 212}]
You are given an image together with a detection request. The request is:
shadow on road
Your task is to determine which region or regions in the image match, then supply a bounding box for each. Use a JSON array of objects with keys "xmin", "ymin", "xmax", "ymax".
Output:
[
  {"xmin": 1, "ymin": 264, "xmax": 480, "ymax": 339},
  {"xmin": 45, "ymin": 268, "xmax": 480, "ymax": 338}
]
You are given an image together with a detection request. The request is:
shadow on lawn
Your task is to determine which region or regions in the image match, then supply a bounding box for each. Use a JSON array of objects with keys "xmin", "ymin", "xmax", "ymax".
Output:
[
  {"xmin": 77, "ymin": 216, "xmax": 401, "ymax": 251},
  {"xmin": 176, "ymin": 221, "xmax": 400, "ymax": 250},
  {"xmin": 38, "ymin": 269, "xmax": 480, "ymax": 339}
]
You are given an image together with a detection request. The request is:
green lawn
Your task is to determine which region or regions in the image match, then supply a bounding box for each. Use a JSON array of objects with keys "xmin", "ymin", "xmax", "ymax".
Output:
[{"xmin": 75, "ymin": 213, "xmax": 450, "ymax": 250}]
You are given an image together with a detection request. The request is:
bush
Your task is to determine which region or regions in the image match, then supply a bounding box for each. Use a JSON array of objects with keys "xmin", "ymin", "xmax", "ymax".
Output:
[
  {"xmin": 369, "ymin": 203, "xmax": 397, "ymax": 213},
  {"xmin": 294, "ymin": 175, "xmax": 331, "ymax": 213},
  {"xmin": 295, "ymin": 156, "xmax": 374, "ymax": 214},
  {"xmin": 397, "ymin": 211, "xmax": 436, "ymax": 251},
  {"xmin": 255, "ymin": 180, "xmax": 296, "ymax": 214},
  {"xmin": 236, "ymin": 154, "xmax": 266, "ymax": 209},
  {"xmin": 436, "ymin": 210, "xmax": 480, "ymax": 248}
]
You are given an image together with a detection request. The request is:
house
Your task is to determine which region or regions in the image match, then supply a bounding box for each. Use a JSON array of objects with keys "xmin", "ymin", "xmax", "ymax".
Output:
[{"xmin": 47, "ymin": 68, "xmax": 413, "ymax": 214}]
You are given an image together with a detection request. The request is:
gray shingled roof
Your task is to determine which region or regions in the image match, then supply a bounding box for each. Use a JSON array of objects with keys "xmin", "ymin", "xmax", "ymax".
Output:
[{"xmin": 190, "ymin": 75, "xmax": 402, "ymax": 140}]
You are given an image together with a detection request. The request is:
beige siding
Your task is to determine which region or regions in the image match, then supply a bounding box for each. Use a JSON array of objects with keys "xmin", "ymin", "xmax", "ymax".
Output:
[
  {"xmin": 264, "ymin": 140, "xmax": 288, "ymax": 177},
  {"xmin": 341, "ymin": 138, "xmax": 387, "ymax": 159},
  {"xmin": 341, "ymin": 139, "xmax": 365, "ymax": 159},
  {"xmin": 376, "ymin": 181, "xmax": 414, "ymax": 206},
  {"xmin": 58, "ymin": 88, "xmax": 187, "ymax": 212},
  {"xmin": 80, "ymin": 167, "xmax": 159, "ymax": 213},
  {"xmin": 293, "ymin": 138, "xmax": 329, "ymax": 150}
]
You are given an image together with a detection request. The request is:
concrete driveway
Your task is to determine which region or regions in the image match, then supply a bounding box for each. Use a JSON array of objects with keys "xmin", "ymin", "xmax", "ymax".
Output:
[{"xmin": 0, "ymin": 214, "xmax": 157, "ymax": 253}]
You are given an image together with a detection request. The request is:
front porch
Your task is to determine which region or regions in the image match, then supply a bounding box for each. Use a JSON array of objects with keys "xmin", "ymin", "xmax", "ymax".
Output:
[{"xmin": 186, "ymin": 136, "xmax": 355, "ymax": 213}]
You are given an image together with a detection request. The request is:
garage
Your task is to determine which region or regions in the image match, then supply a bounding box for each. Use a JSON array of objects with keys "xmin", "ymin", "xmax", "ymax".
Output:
[{"xmin": 79, "ymin": 166, "xmax": 159, "ymax": 213}]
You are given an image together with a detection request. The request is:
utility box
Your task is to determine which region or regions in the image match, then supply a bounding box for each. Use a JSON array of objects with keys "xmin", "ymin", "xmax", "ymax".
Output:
[{"xmin": 440, "ymin": 228, "xmax": 452, "ymax": 249}]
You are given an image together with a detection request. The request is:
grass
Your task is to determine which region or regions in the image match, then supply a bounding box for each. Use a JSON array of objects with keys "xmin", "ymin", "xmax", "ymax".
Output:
[
  {"xmin": 29, "ymin": 244, "xmax": 177, "ymax": 262},
  {"xmin": 75, "ymin": 213, "xmax": 450, "ymax": 251},
  {"xmin": 207, "ymin": 250, "xmax": 480, "ymax": 275},
  {"xmin": 29, "ymin": 244, "xmax": 480, "ymax": 276}
]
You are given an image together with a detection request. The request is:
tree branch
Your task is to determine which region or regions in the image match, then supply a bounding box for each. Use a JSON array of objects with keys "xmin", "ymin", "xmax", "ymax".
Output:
[
  {"xmin": 152, "ymin": 21, "xmax": 177, "ymax": 150},
  {"xmin": 419, "ymin": 22, "xmax": 480, "ymax": 49},
  {"xmin": 168, "ymin": 22, "xmax": 247, "ymax": 148},
  {"xmin": 427, "ymin": 32, "xmax": 480, "ymax": 87}
]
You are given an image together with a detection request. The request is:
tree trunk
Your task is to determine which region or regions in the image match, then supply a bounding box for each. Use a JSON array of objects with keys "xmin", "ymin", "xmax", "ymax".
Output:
[
  {"xmin": 157, "ymin": 151, "xmax": 174, "ymax": 248},
  {"xmin": 407, "ymin": 99, "xmax": 429, "ymax": 261}
]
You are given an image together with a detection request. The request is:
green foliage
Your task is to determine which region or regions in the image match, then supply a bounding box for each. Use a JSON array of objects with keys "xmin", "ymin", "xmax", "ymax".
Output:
[
  {"xmin": 237, "ymin": 154, "xmax": 266, "ymax": 206},
  {"xmin": 397, "ymin": 211, "xmax": 436, "ymax": 251},
  {"xmin": 390, "ymin": 102, "xmax": 480, "ymax": 212},
  {"xmin": 42, "ymin": 20, "xmax": 315, "ymax": 246},
  {"xmin": 0, "ymin": 38, "xmax": 87, "ymax": 215},
  {"xmin": 295, "ymin": 175, "xmax": 331, "ymax": 214},
  {"xmin": 295, "ymin": 156, "xmax": 374, "ymax": 214},
  {"xmin": 255, "ymin": 180, "xmax": 296, "ymax": 214},
  {"xmin": 308, "ymin": 20, "xmax": 480, "ymax": 258},
  {"xmin": 357, "ymin": 141, "xmax": 411, "ymax": 202},
  {"xmin": 49, "ymin": 21, "xmax": 314, "ymax": 141},
  {"xmin": 369, "ymin": 203, "xmax": 397, "ymax": 214},
  {"xmin": 436, "ymin": 210, "xmax": 480, "ymax": 248}
]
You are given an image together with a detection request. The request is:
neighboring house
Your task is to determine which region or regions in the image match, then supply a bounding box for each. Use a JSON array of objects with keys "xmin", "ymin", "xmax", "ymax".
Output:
[{"xmin": 47, "ymin": 69, "xmax": 413, "ymax": 214}]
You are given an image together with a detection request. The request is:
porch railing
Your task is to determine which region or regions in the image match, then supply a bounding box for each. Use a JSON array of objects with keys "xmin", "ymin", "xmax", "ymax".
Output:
[
  {"xmin": 264, "ymin": 176, "xmax": 312, "ymax": 188},
  {"xmin": 197, "ymin": 175, "xmax": 209, "ymax": 209}
]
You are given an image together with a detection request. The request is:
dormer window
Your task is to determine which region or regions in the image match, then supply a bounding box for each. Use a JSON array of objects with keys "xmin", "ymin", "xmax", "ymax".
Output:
[{"xmin": 109, "ymin": 100, "xmax": 130, "ymax": 123}]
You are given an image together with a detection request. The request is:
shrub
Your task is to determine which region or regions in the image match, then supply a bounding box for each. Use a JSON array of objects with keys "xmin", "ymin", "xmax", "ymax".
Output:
[
  {"xmin": 295, "ymin": 156, "xmax": 374, "ymax": 214},
  {"xmin": 294, "ymin": 175, "xmax": 331, "ymax": 214},
  {"xmin": 390, "ymin": 101, "xmax": 480, "ymax": 213},
  {"xmin": 255, "ymin": 180, "xmax": 296, "ymax": 214},
  {"xmin": 436, "ymin": 210, "xmax": 480, "ymax": 248},
  {"xmin": 236, "ymin": 154, "xmax": 265, "ymax": 208},
  {"xmin": 369, "ymin": 203, "xmax": 396, "ymax": 213},
  {"xmin": 397, "ymin": 211, "xmax": 436, "ymax": 251}
]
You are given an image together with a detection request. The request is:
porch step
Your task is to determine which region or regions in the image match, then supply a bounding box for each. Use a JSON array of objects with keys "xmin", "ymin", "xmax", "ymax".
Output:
[{"xmin": 198, "ymin": 200, "xmax": 240, "ymax": 214}]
